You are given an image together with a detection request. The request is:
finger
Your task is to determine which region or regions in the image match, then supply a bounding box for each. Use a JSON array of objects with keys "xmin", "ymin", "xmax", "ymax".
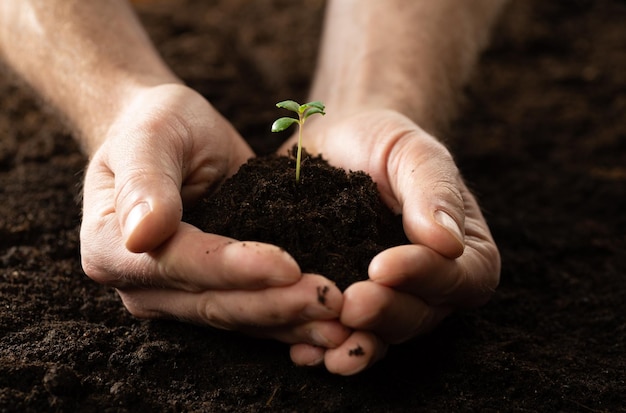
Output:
[
  {"xmin": 103, "ymin": 125, "xmax": 186, "ymax": 253},
  {"xmin": 369, "ymin": 217, "xmax": 500, "ymax": 308},
  {"xmin": 290, "ymin": 344, "xmax": 326, "ymax": 367},
  {"xmin": 81, "ymin": 216, "xmax": 302, "ymax": 290},
  {"xmin": 340, "ymin": 281, "xmax": 450, "ymax": 344},
  {"xmin": 267, "ymin": 320, "xmax": 350, "ymax": 348},
  {"xmin": 84, "ymin": 139, "xmax": 183, "ymax": 255},
  {"xmin": 388, "ymin": 130, "xmax": 466, "ymax": 259},
  {"xmin": 369, "ymin": 245, "xmax": 460, "ymax": 303},
  {"xmin": 116, "ymin": 274, "xmax": 343, "ymax": 330},
  {"xmin": 323, "ymin": 331, "xmax": 388, "ymax": 376},
  {"xmin": 150, "ymin": 223, "xmax": 303, "ymax": 290}
]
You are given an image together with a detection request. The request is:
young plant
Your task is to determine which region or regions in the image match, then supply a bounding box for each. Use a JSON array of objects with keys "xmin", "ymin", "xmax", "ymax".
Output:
[{"xmin": 271, "ymin": 100, "xmax": 325, "ymax": 183}]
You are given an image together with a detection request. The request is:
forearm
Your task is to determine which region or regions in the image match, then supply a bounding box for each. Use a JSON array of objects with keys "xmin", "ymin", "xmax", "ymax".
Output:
[
  {"xmin": 311, "ymin": 0, "xmax": 507, "ymax": 135},
  {"xmin": 0, "ymin": 0, "xmax": 180, "ymax": 154}
]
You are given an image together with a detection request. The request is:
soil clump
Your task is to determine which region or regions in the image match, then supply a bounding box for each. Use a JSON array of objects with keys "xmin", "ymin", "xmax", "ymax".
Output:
[{"xmin": 186, "ymin": 148, "xmax": 407, "ymax": 290}]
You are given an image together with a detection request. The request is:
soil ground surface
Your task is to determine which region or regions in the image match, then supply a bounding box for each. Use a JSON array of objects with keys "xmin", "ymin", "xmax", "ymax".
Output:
[{"xmin": 1, "ymin": 0, "xmax": 625, "ymax": 412}]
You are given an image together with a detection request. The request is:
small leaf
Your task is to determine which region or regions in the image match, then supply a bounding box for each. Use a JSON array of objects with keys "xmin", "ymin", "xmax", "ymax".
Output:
[
  {"xmin": 305, "ymin": 101, "xmax": 325, "ymax": 111},
  {"xmin": 276, "ymin": 100, "xmax": 301, "ymax": 113},
  {"xmin": 271, "ymin": 117, "xmax": 299, "ymax": 132},
  {"xmin": 302, "ymin": 107, "xmax": 325, "ymax": 121}
]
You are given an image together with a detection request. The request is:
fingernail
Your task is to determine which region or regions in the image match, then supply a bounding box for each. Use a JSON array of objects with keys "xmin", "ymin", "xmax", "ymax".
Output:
[
  {"xmin": 311, "ymin": 330, "xmax": 331, "ymax": 347},
  {"xmin": 124, "ymin": 202, "xmax": 151, "ymax": 237},
  {"xmin": 434, "ymin": 209, "xmax": 464, "ymax": 246},
  {"xmin": 305, "ymin": 353, "xmax": 325, "ymax": 367}
]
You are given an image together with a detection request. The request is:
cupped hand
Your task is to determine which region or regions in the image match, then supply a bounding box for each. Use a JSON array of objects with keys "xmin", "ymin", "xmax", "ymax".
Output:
[
  {"xmin": 80, "ymin": 84, "xmax": 350, "ymax": 348},
  {"xmin": 280, "ymin": 109, "xmax": 500, "ymax": 375}
]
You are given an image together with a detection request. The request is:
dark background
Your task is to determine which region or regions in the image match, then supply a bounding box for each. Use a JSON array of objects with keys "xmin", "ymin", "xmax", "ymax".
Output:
[{"xmin": 1, "ymin": 1, "xmax": 624, "ymax": 411}]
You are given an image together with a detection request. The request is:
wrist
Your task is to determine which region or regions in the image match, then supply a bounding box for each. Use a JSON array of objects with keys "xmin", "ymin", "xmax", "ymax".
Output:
[
  {"xmin": 309, "ymin": 0, "xmax": 506, "ymax": 136},
  {"xmin": 0, "ymin": 0, "xmax": 184, "ymax": 156},
  {"xmin": 308, "ymin": 4, "xmax": 448, "ymax": 135}
]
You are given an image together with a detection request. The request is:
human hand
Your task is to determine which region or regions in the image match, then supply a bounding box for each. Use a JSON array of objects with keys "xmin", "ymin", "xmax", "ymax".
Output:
[
  {"xmin": 80, "ymin": 84, "xmax": 350, "ymax": 348},
  {"xmin": 280, "ymin": 109, "xmax": 500, "ymax": 375}
]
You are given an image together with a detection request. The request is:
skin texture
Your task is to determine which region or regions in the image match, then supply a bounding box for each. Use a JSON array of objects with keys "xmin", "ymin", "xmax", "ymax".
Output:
[{"xmin": 0, "ymin": 0, "xmax": 506, "ymax": 375}]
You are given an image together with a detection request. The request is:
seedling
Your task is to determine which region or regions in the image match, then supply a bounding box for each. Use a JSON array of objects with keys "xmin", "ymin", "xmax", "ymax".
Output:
[{"xmin": 271, "ymin": 100, "xmax": 325, "ymax": 183}]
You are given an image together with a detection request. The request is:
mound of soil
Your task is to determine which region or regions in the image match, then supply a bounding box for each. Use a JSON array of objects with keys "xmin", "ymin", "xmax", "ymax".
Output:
[
  {"xmin": 1, "ymin": 0, "xmax": 625, "ymax": 412},
  {"xmin": 185, "ymin": 149, "xmax": 407, "ymax": 290}
]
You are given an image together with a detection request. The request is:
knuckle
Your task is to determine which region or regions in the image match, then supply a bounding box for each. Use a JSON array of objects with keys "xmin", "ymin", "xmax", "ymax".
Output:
[
  {"xmin": 80, "ymin": 238, "xmax": 139, "ymax": 290},
  {"xmin": 80, "ymin": 243, "xmax": 114, "ymax": 285},
  {"xmin": 197, "ymin": 295, "xmax": 234, "ymax": 330}
]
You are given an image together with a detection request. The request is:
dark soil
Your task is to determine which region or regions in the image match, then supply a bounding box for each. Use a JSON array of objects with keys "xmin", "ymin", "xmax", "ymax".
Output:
[
  {"xmin": 185, "ymin": 148, "xmax": 407, "ymax": 291},
  {"xmin": 1, "ymin": 0, "xmax": 625, "ymax": 412}
]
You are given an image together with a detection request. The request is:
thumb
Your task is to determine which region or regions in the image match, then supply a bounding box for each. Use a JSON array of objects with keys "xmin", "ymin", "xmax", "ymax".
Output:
[
  {"xmin": 392, "ymin": 132, "xmax": 466, "ymax": 259},
  {"xmin": 118, "ymin": 175, "xmax": 182, "ymax": 254},
  {"xmin": 110, "ymin": 133, "xmax": 184, "ymax": 254}
]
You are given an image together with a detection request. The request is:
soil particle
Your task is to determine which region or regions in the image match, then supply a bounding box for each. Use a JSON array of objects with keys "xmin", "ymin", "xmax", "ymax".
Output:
[
  {"xmin": 317, "ymin": 285, "xmax": 330, "ymax": 305},
  {"xmin": 348, "ymin": 346, "xmax": 365, "ymax": 357}
]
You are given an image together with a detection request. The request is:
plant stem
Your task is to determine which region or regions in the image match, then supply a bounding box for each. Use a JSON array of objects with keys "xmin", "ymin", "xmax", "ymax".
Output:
[{"xmin": 295, "ymin": 116, "xmax": 303, "ymax": 183}]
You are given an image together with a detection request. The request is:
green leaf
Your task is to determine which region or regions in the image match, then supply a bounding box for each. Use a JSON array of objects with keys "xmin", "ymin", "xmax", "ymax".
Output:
[
  {"xmin": 271, "ymin": 117, "xmax": 299, "ymax": 132},
  {"xmin": 276, "ymin": 100, "xmax": 301, "ymax": 113},
  {"xmin": 302, "ymin": 106, "xmax": 325, "ymax": 121},
  {"xmin": 305, "ymin": 101, "xmax": 325, "ymax": 111}
]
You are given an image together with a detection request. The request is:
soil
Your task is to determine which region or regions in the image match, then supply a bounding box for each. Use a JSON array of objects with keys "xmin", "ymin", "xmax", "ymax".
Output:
[
  {"xmin": 1, "ymin": 0, "xmax": 625, "ymax": 412},
  {"xmin": 185, "ymin": 148, "xmax": 408, "ymax": 291}
]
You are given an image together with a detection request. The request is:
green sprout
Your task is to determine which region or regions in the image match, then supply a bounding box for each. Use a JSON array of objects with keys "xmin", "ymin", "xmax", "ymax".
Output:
[{"xmin": 271, "ymin": 100, "xmax": 325, "ymax": 183}]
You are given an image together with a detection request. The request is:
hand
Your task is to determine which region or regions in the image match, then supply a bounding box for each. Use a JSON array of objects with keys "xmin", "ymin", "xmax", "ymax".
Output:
[
  {"xmin": 281, "ymin": 109, "xmax": 500, "ymax": 374},
  {"xmin": 80, "ymin": 84, "xmax": 350, "ymax": 348}
]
